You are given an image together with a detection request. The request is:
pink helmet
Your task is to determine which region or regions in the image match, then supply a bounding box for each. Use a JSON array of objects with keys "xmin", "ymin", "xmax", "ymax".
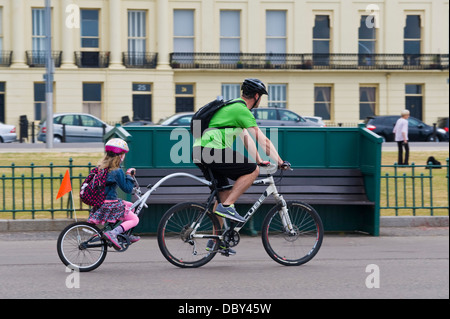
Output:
[{"xmin": 105, "ymin": 138, "xmax": 129, "ymax": 154}]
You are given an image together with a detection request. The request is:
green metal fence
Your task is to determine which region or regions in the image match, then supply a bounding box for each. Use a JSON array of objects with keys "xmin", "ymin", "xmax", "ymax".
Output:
[
  {"xmin": 1, "ymin": 156, "xmax": 448, "ymax": 219},
  {"xmin": 380, "ymin": 159, "xmax": 449, "ymax": 216},
  {"xmin": 0, "ymin": 159, "xmax": 93, "ymax": 219}
]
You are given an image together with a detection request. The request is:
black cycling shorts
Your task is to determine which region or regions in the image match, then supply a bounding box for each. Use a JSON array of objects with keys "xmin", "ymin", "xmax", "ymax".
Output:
[{"xmin": 192, "ymin": 146, "xmax": 257, "ymax": 188}]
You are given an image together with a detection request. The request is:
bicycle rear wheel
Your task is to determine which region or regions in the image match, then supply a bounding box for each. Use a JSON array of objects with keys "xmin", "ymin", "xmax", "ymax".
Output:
[
  {"xmin": 157, "ymin": 202, "xmax": 221, "ymax": 268},
  {"xmin": 262, "ymin": 201, "xmax": 323, "ymax": 266},
  {"xmin": 57, "ymin": 221, "xmax": 108, "ymax": 272}
]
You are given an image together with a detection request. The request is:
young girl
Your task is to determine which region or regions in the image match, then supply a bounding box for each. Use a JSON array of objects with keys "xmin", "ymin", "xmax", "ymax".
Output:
[{"xmin": 87, "ymin": 138, "xmax": 140, "ymax": 249}]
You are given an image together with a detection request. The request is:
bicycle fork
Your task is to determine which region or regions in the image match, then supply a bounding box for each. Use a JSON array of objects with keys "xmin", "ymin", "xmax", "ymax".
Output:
[{"xmin": 271, "ymin": 186, "xmax": 296, "ymax": 235}]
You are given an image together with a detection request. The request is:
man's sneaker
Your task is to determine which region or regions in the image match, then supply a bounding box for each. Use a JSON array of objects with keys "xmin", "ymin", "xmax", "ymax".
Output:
[
  {"xmin": 206, "ymin": 239, "xmax": 215, "ymax": 251},
  {"xmin": 205, "ymin": 239, "xmax": 236, "ymax": 256},
  {"xmin": 215, "ymin": 204, "xmax": 246, "ymax": 223},
  {"xmin": 219, "ymin": 243, "xmax": 236, "ymax": 256},
  {"xmin": 104, "ymin": 231, "xmax": 121, "ymax": 250}
]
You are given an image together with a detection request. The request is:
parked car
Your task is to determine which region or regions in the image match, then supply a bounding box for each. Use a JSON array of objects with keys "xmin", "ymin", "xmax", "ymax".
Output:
[
  {"xmin": 0, "ymin": 122, "xmax": 17, "ymax": 143},
  {"xmin": 37, "ymin": 113, "xmax": 113, "ymax": 143},
  {"xmin": 437, "ymin": 117, "xmax": 449, "ymax": 141},
  {"xmin": 158, "ymin": 113, "xmax": 193, "ymax": 126},
  {"xmin": 251, "ymin": 108, "xmax": 322, "ymax": 127},
  {"xmin": 123, "ymin": 120, "xmax": 154, "ymax": 126},
  {"xmin": 158, "ymin": 108, "xmax": 323, "ymax": 128},
  {"xmin": 364, "ymin": 115, "xmax": 447, "ymax": 142},
  {"xmin": 303, "ymin": 116, "xmax": 326, "ymax": 127}
]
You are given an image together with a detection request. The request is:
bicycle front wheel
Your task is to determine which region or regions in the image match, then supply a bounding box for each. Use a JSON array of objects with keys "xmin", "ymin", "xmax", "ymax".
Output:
[
  {"xmin": 157, "ymin": 202, "xmax": 221, "ymax": 268},
  {"xmin": 262, "ymin": 201, "xmax": 323, "ymax": 266},
  {"xmin": 57, "ymin": 221, "xmax": 108, "ymax": 272}
]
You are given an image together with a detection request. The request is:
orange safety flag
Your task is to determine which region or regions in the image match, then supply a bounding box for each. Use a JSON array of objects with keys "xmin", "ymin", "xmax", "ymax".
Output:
[{"xmin": 56, "ymin": 170, "xmax": 72, "ymax": 200}]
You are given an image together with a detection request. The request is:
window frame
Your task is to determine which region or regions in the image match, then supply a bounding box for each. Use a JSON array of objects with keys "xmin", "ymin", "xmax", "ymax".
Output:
[{"xmin": 80, "ymin": 9, "xmax": 100, "ymax": 49}]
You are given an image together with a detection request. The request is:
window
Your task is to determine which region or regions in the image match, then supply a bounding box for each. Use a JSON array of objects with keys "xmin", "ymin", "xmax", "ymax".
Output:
[
  {"xmin": 404, "ymin": 15, "xmax": 421, "ymax": 66},
  {"xmin": 359, "ymin": 86, "xmax": 377, "ymax": 119},
  {"xmin": 0, "ymin": 82, "xmax": 5, "ymax": 123},
  {"xmin": 358, "ymin": 15, "xmax": 376, "ymax": 66},
  {"xmin": 313, "ymin": 15, "xmax": 330, "ymax": 66},
  {"xmin": 314, "ymin": 86, "xmax": 332, "ymax": 120},
  {"xmin": 81, "ymin": 10, "xmax": 99, "ymax": 48},
  {"xmin": 34, "ymin": 83, "xmax": 46, "ymax": 121},
  {"xmin": 220, "ymin": 10, "xmax": 240, "ymax": 63},
  {"xmin": 128, "ymin": 10, "xmax": 147, "ymax": 63},
  {"xmin": 405, "ymin": 84, "xmax": 423, "ymax": 120},
  {"xmin": 80, "ymin": 114, "xmax": 103, "ymax": 127},
  {"xmin": 175, "ymin": 84, "xmax": 194, "ymax": 113},
  {"xmin": 278, "ymin": 109, "xmax": 301, "ymax": 122},
  {"xmin": 132, "ymin": 83, "xmax": 152, "ymax": 121},
  {"xmin": 221, "ymin": 84, "xmax": 241, "ymax": 101},
  {"xmin": 266, "ymin": 11, "xmax": 286, "ymax": 64},
  {"xmin": 31, "ymin": 8, "xmax": 46, "ymax": 65},
  {"xmin": 32, "ymin": 9, "xmax": 45, "ymax": 51},
  {"xmin": 173, "ymin": 9, "xmax": 194, "ymax": 63},
  {"xmin": 268, "ymin": 84, "xmax": 287, "ymax": 108},
  {"xmin": 83, "ymin": 83, "xmax": 102, "ymax": 119},
  {"xmin": 58, "ymin": 115, "xmax": 80, "ymax": 126},
  {"xmin": 0, "ymin": 7, "xmax": 3, "ymax": 52},
  {"xmin": 404, "ymin": 15, "xmax": 421, "ymax": 54},
  {"xmin": 253, "ymin": 109, "xmax": 277, "ymax": 120}
]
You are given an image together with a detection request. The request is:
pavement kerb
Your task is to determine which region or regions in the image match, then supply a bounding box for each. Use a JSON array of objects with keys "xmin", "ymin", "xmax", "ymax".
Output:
[
  {"xmin": 380, "ymin": 216, "xmax": 448, "ymax": 228},
  {"xmin": 0, "ymin": 216, "xmax": 448, "ymax": 233}
]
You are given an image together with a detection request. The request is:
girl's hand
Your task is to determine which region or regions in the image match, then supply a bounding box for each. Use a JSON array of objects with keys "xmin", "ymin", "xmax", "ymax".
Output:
[{"xmin": 126, "ymin": 168, "xmax": 136, "ymax": 176}]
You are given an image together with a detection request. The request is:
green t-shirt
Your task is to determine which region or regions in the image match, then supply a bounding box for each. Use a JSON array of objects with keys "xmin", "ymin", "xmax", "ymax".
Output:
[{"xmin": 193, "ymin": 98, "xmax": 257, "ymax": 149}]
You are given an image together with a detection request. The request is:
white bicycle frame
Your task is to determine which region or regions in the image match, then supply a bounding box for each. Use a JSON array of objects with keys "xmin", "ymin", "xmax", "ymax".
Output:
[{"xmin": 130, "ymin": 163, "xmax": 295, "ymax": 238}]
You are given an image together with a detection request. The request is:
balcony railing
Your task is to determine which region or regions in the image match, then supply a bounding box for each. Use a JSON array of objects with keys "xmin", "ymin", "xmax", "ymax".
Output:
[
  {"xmin": 170, "ymin": 53, "xmax": 449, "ymax": 70},
  {"xmin": 0, "ymin": 51, "xmax": 13, "ymax": 67},
  {"xmin": 123, "ymin": 52, "xmax": 158, "ymax": 68},
  {"xmin": 75, "ymin": 51, "xmax": 110, "ymax": 68},
  {"xmin": 25, "ymin": 51, "xmax": 62, "ymax": 68}
]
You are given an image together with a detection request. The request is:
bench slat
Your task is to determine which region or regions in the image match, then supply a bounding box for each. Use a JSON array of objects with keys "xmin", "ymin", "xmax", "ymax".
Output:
[
  {"xmin": 135, "ymin": 167, "xmax": 374, "ymax": 206},
  {"xmin": 150, "ymin": 185, "xmax": 367, "ymax": 195}
]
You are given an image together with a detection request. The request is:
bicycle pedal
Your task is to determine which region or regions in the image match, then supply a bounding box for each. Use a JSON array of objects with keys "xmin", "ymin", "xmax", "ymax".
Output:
[{"xmin": 219, "ymin": 248, "xmax": 236, "ymax": 257}]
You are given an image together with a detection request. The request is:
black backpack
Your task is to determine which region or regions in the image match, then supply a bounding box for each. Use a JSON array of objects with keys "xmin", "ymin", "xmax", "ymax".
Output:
[
  {"xmin": 426, "ymin": 156, "xmax": 442, "ymax": 169},
  {"xmin": 190, "ymin": 98, "xmax": 245, "ymax": 138}
]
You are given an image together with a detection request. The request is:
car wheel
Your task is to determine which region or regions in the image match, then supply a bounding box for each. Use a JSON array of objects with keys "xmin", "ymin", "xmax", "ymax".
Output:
[
  {"xmin": 426, "ymin": 135, "xmax": 439, "ymax": 142},
  {"xmin": 53, "ymin": 135, "xmax": 62, "ymax": 143}
]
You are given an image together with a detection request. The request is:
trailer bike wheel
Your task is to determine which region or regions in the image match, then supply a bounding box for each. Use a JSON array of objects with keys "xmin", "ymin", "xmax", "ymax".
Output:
[{"xmin": 57, "ymin": 221, "xmax": 108, "ymax": 272}]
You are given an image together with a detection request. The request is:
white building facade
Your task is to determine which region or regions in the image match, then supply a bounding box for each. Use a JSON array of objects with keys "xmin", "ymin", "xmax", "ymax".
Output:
[{"xmin": 0, "ymin": 0, "xmax": 448, "ymax": 128}]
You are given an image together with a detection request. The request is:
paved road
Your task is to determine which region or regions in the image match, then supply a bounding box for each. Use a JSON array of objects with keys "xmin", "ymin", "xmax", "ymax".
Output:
[{"xmin": 0, "ymin": 229, "xmax": 448, "ymax": 301}]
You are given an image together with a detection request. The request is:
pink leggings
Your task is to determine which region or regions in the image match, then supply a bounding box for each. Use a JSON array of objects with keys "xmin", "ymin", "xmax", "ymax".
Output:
[{"xmin": 119, "ymin": 201, "xmax": 139, "ymax": 231}]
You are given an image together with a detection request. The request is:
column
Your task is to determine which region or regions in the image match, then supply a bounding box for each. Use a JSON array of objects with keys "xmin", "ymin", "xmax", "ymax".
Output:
[
  {"xmin": 61, "ymin": 0, "xmax": 77, "ymax": 68},
  {"xmin": 109, "ymin": 0, "xmax": 125, "ymax": 69},
  {"xmin": 157, "ymin": 0, "xmax": 171, "ymax": 69},
  {"xmin": 11, "ymin": 0, "xmax": 27, "ymax": 67}
]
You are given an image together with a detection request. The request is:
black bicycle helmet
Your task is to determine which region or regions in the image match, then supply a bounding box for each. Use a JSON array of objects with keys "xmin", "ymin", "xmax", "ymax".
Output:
[{"xmin": 242, "ymin": 78, "xmax": 268, "ymax": 97}]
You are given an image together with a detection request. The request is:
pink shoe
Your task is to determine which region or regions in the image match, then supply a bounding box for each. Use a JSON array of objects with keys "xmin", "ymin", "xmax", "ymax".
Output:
[
  {"xmin": 129, "ymin": 235, "xmax": 141, "ymax": 243},
  {"xmin": 104, "ymin": 231, "xmax": 121, "ymax": 250}
]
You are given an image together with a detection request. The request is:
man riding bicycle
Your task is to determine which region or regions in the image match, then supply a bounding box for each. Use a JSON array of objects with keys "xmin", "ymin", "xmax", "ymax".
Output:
[{"xmin": 192, "ymin": 78, "xmax": 290, "ymax": 254}]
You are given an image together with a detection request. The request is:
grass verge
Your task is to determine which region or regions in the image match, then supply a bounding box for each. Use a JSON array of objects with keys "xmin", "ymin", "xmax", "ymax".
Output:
[{"xmin": 0, "ymin": 149, "xmax": 448, "ymax": 219}]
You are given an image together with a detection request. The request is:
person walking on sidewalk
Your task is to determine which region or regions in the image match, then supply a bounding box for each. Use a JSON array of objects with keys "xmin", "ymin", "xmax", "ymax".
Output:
[{"xmin": 393, "ymin": 109, "xmax": 410, "ymax": 165}]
